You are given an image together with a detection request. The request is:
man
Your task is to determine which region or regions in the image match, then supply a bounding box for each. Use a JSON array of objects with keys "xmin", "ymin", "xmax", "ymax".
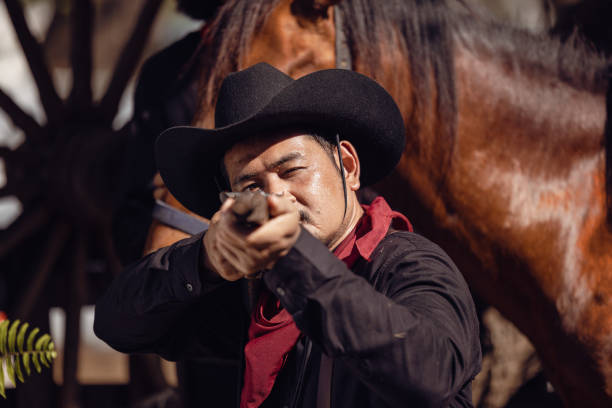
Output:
[{"xmin": 95, "ymin": 63, "xmax": 481, "ymax": 407}]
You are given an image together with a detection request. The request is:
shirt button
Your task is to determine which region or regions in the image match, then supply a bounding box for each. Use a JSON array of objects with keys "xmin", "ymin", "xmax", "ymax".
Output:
[
  {"xmin": 276, "ymin": 287, "xmax": 286, "ymax": 297},
  {"xmin": 185, "ymin": 283, "xmax": 193, "ymax": 292}
]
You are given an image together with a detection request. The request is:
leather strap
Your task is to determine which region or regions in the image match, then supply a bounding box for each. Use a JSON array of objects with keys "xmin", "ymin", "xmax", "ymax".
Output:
[
  {"xmin": 316, "ymin": 354, "xmax": 333, "ymax": 408},
  {"xmin": 151, "ymin": 199, "xmax": 208, "ymax": 235},
  {"xmin": 606, "ymin": 65, "xmax": 612, "ymax": 227},
  {"xmin": 334, "ymin": 4, "xmax": 351, "ymax": 70}
]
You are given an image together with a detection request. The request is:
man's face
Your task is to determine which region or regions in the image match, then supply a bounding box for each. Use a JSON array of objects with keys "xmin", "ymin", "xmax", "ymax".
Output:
[{"xmin": 223, "ymin": 131, "xmax": 349, "ymax": 248}]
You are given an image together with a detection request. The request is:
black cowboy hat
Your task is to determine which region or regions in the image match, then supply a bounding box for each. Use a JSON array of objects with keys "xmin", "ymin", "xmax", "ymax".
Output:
[{"xmin": 156, "ymin": 62, "xmax": 405, "ymax": 218}]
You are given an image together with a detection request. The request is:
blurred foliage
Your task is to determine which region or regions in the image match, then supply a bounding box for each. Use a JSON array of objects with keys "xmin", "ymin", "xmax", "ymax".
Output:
[{"xmin": 0, "ymin": 319, "xmax": 56, "ymax": 399}]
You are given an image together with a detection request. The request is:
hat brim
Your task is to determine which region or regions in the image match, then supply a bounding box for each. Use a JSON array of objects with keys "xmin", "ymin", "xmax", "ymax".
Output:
[{"xmin": 156, "ymin": 68, "xmax": 405, "ymax": 218}]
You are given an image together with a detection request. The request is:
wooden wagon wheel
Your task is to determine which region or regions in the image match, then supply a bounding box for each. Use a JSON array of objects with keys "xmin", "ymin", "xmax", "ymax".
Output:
[{"xmin": 0, "ymin": 0, "xmax": 165, "ymax": 406}]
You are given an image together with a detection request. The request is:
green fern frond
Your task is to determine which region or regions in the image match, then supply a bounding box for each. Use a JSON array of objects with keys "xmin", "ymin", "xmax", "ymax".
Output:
[
  {"xmin": 0, "ymin": 319, "xmax": 57, "ymax": 399},
  {"xmin": 0, "ymin": 320, "xmax": 8, "ymax": 355}
]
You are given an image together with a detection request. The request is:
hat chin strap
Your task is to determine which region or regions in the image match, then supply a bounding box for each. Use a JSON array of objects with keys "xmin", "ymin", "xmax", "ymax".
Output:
[{"xmin": 335, "ymin": 133, "xmax": 348, "ymax": 219}]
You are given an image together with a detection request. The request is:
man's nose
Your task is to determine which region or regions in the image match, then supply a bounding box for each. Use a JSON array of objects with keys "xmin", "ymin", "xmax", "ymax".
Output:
[
  {"xmin": 265, "ymin": 175, "xmax": 286, "ymax": 195},
  {"xmin": 265, "ymin": 177, "xmax": 296, "ymax": 202}
]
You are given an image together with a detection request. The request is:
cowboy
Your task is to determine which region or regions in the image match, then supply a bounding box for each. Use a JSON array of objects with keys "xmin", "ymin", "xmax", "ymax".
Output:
[{"xmin": 94, "ymin": 63, "xmax": 481, "ymax": 407}]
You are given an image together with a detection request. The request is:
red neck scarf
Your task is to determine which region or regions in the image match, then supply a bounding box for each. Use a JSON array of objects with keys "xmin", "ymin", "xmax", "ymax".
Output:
[{"xmin": 240, "ymin": 197, "xmax": 412, "ymax": 408}]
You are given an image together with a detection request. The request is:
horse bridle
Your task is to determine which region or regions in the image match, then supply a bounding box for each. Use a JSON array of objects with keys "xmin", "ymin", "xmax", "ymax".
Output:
[
  {"xmin": 334, "ymin": 4, "xmax": 352, "ymax": 70},
  {"xmin": 151, "ymin": 5, "xmax": 352, "ymax": 235},
  {"xmin": 606, "ymin": 64, "xmax": 612, "ymax": 228}
]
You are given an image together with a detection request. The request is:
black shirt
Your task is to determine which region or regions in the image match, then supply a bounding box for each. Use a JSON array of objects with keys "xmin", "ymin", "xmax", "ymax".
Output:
[{"xmin": 95, "ymin": 228, "xmax": 481, "ymax": 407}]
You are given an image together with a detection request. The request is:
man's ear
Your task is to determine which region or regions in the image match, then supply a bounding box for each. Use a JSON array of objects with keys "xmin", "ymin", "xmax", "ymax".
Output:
[{"xmin": 338, "ymin": 140, "xmax": 360, "ymax": 191}]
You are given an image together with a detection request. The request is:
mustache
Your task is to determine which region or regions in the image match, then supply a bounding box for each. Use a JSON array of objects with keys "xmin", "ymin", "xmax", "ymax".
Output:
[{"xmin": 299, "ymin": 210, "xmax": 313, "ymax": 224}]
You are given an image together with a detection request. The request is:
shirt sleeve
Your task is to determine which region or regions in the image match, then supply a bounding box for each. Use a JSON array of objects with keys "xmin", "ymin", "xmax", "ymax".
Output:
[
  {"xmin": 263, "ymin": 228, "xmax": 482, "ymax": 407},
  {"xmin": 93, "ymin": 232, "xmax": 246, "ymax": 361}
]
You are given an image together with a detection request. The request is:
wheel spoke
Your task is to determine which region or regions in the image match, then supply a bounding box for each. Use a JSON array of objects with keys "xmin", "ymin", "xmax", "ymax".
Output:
[
  {"xmin": 98, "ymin": 0, "xmax": 163, "ymax": 120},
  {"xmin": 0, "ymin": 88, "xmax": 42, "ymax": 137},
  {"xmin": 0, "ymin": 206, "xmax": 49, "ymax": 258},
  {"xmin": 4, "ymin": 0, "xmax": 63, "ymax": 121},
  {"xmin": 13, "ymin": 222, "xmax": 71, "ymax": 320},
  {"xmin": 60, "ymin": 231, "xmax": 87, "ymax": 408},
  {"xmin": 69, "ymin": 0, "xmax": 93, "ymax": 107}
]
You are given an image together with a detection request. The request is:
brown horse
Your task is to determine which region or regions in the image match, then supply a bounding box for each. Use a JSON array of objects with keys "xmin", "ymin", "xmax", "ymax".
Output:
[{"xmin": 145, "ymin": 1, "xmax": 612, "ymax": 406}]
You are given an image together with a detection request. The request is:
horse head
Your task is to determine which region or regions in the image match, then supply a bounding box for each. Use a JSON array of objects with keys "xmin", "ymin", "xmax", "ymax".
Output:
[{"xmin": 242, "ymin": 0, "xmax": 338, "ymax": 79}]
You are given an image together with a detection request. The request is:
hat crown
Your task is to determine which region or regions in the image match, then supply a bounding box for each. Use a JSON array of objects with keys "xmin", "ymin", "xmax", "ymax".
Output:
[{"xmin": 214, "ymin": 63, "xmax": 294, "ymax": 128}]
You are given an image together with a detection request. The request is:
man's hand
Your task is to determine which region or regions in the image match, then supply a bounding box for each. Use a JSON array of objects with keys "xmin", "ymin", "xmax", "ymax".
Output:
[{"xmin": 202, "ymin": 193, "xmax": 300, "ymax": 280}]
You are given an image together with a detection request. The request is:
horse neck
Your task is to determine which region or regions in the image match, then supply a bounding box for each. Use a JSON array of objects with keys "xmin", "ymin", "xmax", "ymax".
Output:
[
  {"xmin": 454, "ymin": 45, "xmax": 606, "ymax": 174},
  {"xmin": 372, "ymin": 38, "xmax": 609, "ymax": 300},
  {"xmin": 449, "ymin": 43, "xmax": 607, "ymax": 227},
  {"xmin": 367, "ymin": 33, "xmax": 612, "ymax": 403},
  {"xmin": 451, "ymin": 46, "xmax": 612, "ymax": 404},
  {"xmin": 446, "ymin": 44, "xmax": 609, "ymax": 304}
]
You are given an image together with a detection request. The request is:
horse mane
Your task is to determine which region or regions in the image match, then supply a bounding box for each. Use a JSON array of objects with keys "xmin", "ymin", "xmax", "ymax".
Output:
[
  {"xmin": 194, "ymin": 0, "xmax": 609, "ymax": 124},
  {"xmin": 337, "ymin": 0, "xmax": 609, "ymax": 157},
  {"xmin": 337, "ymin": 0, "xmax": 610, "ymax": 221},
  {"xmin": 193, "ymin": 0, "xmax": 282, "ymax": 125},
  {"xmin": 452, "ymin": 12, "xmax": 609, "ymax": 94},
  {"xmin": 337, "ymin": 0, "xmax": 458, "ymax": 178}
]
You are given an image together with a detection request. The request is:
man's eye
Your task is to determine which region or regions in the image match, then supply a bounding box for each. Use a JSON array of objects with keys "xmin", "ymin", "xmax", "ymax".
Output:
[
  {"xmin": 283, "ymin": 167, "xmax": 305, "ymax": 176},
  {"xmin": 244, "ymin": 184, "xmax": 261, "ymax": 192}
]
